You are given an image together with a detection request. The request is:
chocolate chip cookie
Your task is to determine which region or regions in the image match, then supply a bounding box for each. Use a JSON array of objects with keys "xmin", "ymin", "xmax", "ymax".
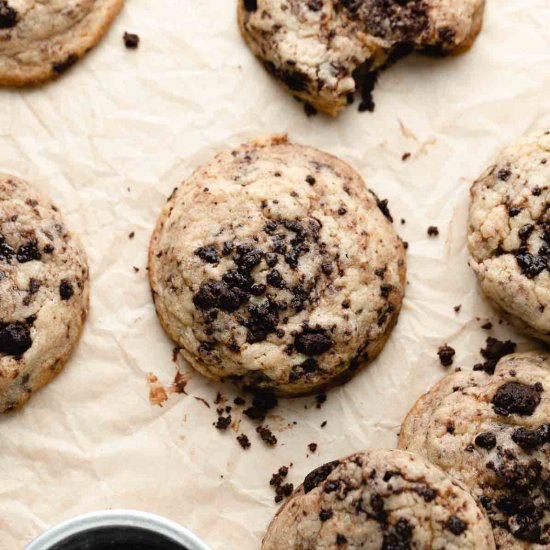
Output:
[
  {"xmin": 468, "ymin": 131, "xmax": 549, "ymax": 343},
  {"xmin": 149, "ymin": 135, "xmax": 406, "ymax": 396},
  {"xmin": 0, "ymin": 175, "xmax": 89, "ymax": 412},
  {"xmin": 0, "ymin": 0, "xmax": 124, "ymax": 86},
  {"xmin": 262, "ymin": 449, "xmax": 495, "ymax": 549},
  {"xmin": 399, "ymin": 351, "xmax": 550, "ymax": 548},
  {"xmin": 238, "ymin": 0, "xmax": 485, "ymax": 115}
]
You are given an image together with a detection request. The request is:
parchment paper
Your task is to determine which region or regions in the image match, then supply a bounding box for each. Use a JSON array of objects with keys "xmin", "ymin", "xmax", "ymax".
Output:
[{"xmin": 1, "ymin": 1, "xmax": 549, "ymax": 548}]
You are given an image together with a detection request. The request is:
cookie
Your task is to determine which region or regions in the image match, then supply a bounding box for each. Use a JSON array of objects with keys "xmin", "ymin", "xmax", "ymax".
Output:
[
  {"xmin": 149, "ymin": 135, "xmax": 406, "ymax": 397},
  {"xmin": 468, "ymin": 131, "xmax": 550, "ymax": 343},
  {"xmin": 399, "ymin": 351, "xmax": 550, "ymax": 548},
  {"xmin": 0, "ymin": 175, "xmax": 89, "ymax": 412},
  {"xmin": 0, "ymin": 0, "xmax": 124, "ymax": 86},
  {"xmin": 238, "ymin": 0, "xmax": 485, "ymax": 116},
  {"xmin": 262, "ymin": 449, "xmax": 495, "ymax": 549}
]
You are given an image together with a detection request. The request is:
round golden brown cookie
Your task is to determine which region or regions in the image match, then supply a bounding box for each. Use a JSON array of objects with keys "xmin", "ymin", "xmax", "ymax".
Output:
[
  {"xmin": 468, "ymin": 131, "xmax": 550, "ymax": 343},
  {"xmin": 0, "ymin": 0, "xmax": 124, "ymax": 86},
  {"xmin": 262, "ymin": 449, "xmax": 495, "ymax": 549},
  {"xmin": 238, "ymin": 0, "xmax": 485, "ymax": 115},
  {"xmin": 148, "ymin": 135, "xmax": 406, "ymax": 397},
  {"xmin": 0, "ymin": 175, "xmax": 89, "ymax": 412},
  {"xmin": 399, "ymin": 351, "xmax": 550, "ymax": 549}
]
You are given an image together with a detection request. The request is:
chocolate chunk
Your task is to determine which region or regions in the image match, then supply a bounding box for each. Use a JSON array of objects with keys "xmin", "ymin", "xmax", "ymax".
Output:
[
  {"xmin": 16, "ymin": 240, "xmax": 41, "ymax": 263},
  {"xmin": 123, "ymin": 32, "xmax": 140, "ymax": 49},
  {"xmin": 295, "ymin": 329, "xmax": 332, "ymax": 356},
  {"xmin": 516, "ymin": 252, "xmax": 547, "ymax": 278},
  {"xmin": 492, "ymin": 382, "xmax": 541, "ymax": 416},
  {"xmin": 303, "ymin": 460, "xmax": 339, "ymax": 493},
  {"xmin": 0, "ymin": 1, "xmax": 17, "ymax": 29},
  {"xmin": 193, "ymin": 280, "xmax": 248, "ymax": 312},
  {"xmin": 0, "ymin": 323, "xmax": 32, "ymax": 356},
  {"xmin": 445, "ymin": 516, "xmax": 467, "ymax": 536},
  {"xmin": 59, "ymin": 279, "xmax": 74, "ymax": 300},
  {"xmin": 336, "ymin": 534, "xmax": 347, "ymax": 545},
  {"xmin": 437, "ymin": 345, "xmax": 455, "ymax": 367},
  {"xmin": 52, "ymin": 53, "xmax": 78, "ymax": 74},
  {"xmin": 382, "ymin": 518, "xmax": 413, "ymax": 550},
  {"xmin": 474, "ymin": 432, "xmax": 496, "ymax": 450},
  {"xmin": 512, "ymin": 424, "xmax": 550, "ymax": 449},
  {"xmin": 195, "ymin": 245, "xmax": 219, "ymax": 263},
  {"xmin": 473, "ymin": 337, "xmax": 516, "ymax": 374},
  {"xmin": 243, "ymin": 392, "xmax": 278, "ymax": 420},
  {"xmin": 266, "ymin": 269, "xmax": 285, "ymax": 288}
]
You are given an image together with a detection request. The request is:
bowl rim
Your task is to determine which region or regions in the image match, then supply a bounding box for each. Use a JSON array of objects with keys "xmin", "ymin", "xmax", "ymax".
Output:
[{"xmin": 25, "ymin": 509, "xmax": 213, "ymax": 550}]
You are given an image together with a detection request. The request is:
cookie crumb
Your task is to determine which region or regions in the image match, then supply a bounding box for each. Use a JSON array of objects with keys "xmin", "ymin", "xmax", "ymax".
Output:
[
  {"xmin": 256, "ymin": 425, "xmax": 277, "ymax": 446},
  {"xmin": 438, "ymin": 345, "xmax": 455, "ymax": 367},
  {"xmin": 237, "ymin": 433, "xmax": 251, "ymax": 449},
  {"xmin": 123, "ymin": 32, "xmax": 140, "ymax": 49}
]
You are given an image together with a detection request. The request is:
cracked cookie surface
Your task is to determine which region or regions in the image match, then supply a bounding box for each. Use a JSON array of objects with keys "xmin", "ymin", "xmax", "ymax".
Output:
[
  {"xmin": 0, "ymin": 0, "xmax": 124, "ymax": 86},
  {"xmin": 238, "ymin": 0, "xmax": 485, "ymax": 115},
  {"xmin": 0, "ymin": 175, "xmax": 89, "ymax": 412},
  {"xmin": 468, "ymin": 131, "xmax": 550, "ymax": 343},
  {"xmin": 399, "ymin": 352, "xmax": 550, "ymax": 549},
  {"xmin": 262, "ymin": 449, "xmax": 495, "ymax": 549},
  {"xmin": 148, "ymin": 135, "xmax": 406, "ymax": 396}
]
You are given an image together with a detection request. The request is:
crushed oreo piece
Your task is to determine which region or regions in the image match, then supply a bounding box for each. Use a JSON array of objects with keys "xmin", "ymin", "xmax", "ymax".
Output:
[
  {"xmin": 0, "ymin": 323, "xmax": 32, "ymax": 356},
  {"xmin": 237, "ymin": 433, "xmax": 251, "ymax": 449},
  {"xmin": 492, "ymin": 382, "xmax": 541, "ymax": 416},
  {"xmin": 303, "ymin": 460, "xmax": 339, "ymax": 494},
  {"xmin": 256, "ymin": 425, "xmax": 277, "ymax": 446},
  {"xmin": 437, "ymin": 345, "xmax": 455, "ymax": 367}
]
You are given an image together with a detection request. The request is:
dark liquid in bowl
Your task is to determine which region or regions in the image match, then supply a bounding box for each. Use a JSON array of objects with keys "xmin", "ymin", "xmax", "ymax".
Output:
[{"xmin": 49, "ymin": 526, "xmax": 189, "ymax": 550}]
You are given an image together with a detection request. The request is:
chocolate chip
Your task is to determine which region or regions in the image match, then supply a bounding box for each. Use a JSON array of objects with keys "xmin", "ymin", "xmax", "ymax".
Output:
[
  {"xmin": 303, "ymin": 460, "xmax": 339, "ymax": 493},
  {"xmin": 59, "ymin": 279, "xmax": 74, "ymax": 300},
  {"xmin": 0, "ymin": 323, "xmax": 32, "ymax": 356},
  {"xmin": 295, "ymin": 329, "xmax": 333, "ymax": 356},
  {"xmin": 492, "ymin": 382, "xmax": 541, "ymax": 416},
  {"xmin": 437, "ymin": 345, "xmax": 455, "ymax": 367},
  {"xmin": 16, "ymin": 240, "xmax": 41, "ymax": 263},
  {"xmin": 243, "ymin": 0, "xmax": 257, "ymax": 11},
  {"xmin": 52, "ymin": 53, "xmax": 79, "ymax": 74},
  {"xmin": 445, "ymin": 516, "xmax": 467, "ymax": 536},
  {"xmin": 195, "ymin": 245, "xmax": 219, "ymax": 263},
  {"xmin": 0, "ymin": 1, "xmax": 17, "ymax": 29},
  {"xmin": 475, "ymin": 432, "xmax": 496, "ymax": 450},
  {"xmin": 123, "ymin": 32, "xmax": 140, "ymax": 49}
]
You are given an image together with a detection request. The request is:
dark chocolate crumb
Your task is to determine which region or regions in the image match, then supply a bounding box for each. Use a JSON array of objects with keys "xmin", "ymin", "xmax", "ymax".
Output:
[
  {"xmin": 215, "ymin": 415, "xmax": 232, "ymax": 430},
  {"xmin": 237, "ymin": 433, "xmax": 251, "ymax": 449},
  {"xmin": 256, "ymin": 425, "xmax": 277, "ymax": 446},
  {"xmin": 427, "ymin": 226, "xmax": 439, "ymax": 237},
  {"xmin": 123, "ymin": 32, "xmax": 140, "ymax": 49},
  {"xmin": 437, "ymin": 345, "xmax": 455, "ymax": 367}
]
